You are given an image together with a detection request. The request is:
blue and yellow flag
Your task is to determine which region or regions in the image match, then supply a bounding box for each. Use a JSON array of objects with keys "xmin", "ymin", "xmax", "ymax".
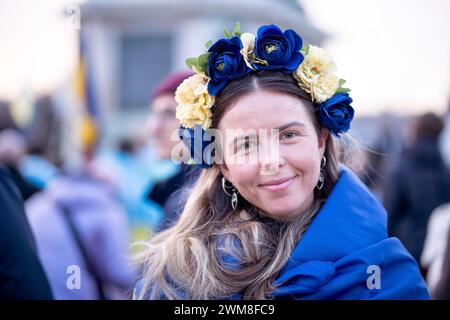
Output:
[{"xmin": 74, "ymin": 31, "xmax": 99, "ymax": 151}]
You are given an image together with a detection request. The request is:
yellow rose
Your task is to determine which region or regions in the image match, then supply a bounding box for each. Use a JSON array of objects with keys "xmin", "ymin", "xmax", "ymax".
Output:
[
  {"xmin": 175, "ymin": 73, "xmax": 215, "ymax": 129},
  {"xmin": 311, "ymin": 72, "xmax": 340, "ymax": 103},
  {"xmin": 294, "ymin": 45, "xmax": 339, "ymax": 103}
]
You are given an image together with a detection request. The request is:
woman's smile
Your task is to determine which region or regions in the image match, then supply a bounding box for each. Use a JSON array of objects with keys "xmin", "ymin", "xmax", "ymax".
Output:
[{"xmin": 259, "ymin": 175, "xmax": 298, "ymax": 192}]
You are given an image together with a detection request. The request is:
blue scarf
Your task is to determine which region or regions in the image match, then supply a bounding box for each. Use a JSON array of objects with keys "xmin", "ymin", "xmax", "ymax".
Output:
[
  {"xmin": 136, "ymin": 167, "xmax": 430, "ymax": 300},
  {"xmin": 230, "ymin": 167, "xmax": 430, "ymax": 300}
]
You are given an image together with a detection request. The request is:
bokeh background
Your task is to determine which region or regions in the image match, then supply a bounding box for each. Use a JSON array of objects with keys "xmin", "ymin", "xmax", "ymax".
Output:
[{"xmin": 1, "ymin": 0, "xmax": 450, "ymax": 299}]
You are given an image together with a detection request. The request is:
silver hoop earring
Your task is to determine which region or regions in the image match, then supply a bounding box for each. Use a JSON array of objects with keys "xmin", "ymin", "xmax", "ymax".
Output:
[
  {"xmin": 316, "ymin": 156, "xmax": 326, "ymax": 191},
  {"xmin": 321, "ymin": 156, "xmax": 327, "ymax": 168},
  {"xmin": 222, "ymin": 177, "xmax": 238, "ymax": 210}
]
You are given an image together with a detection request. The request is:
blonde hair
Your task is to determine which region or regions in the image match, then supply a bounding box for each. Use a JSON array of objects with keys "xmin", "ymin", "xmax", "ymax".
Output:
[{"xmin": 138, "ymin": 72, "xmax": 344, "ymax": 299}]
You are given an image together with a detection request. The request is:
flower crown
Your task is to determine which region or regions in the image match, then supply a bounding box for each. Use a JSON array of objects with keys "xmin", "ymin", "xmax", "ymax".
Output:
[{"xmin": 175, "ymin": 23, "xmax": 354, "ymax": 168}]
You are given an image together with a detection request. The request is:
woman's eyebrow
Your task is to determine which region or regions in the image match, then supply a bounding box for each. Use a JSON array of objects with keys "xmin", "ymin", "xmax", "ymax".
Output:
[{"xmin": 275, "ymin": 121, "xmax": 306, "ymax": 131}]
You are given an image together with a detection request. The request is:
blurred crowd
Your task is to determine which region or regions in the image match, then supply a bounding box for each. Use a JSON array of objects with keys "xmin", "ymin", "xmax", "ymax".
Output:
[
  {"xmin": 1, "ymin": 69, "xmax": 450, "ymax": 299},
  {"xmin": 362, "ymin": 108, "xmax": 450, "ymax": 299},
  {"xmin": 0, "ymin": 72, "xmax": 199, "ymax": 299}
]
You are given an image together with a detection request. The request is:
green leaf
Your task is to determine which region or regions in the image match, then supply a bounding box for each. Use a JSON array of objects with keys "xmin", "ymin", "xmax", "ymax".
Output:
[
  {"xmin": 336, "ymin": 87, "xmax": 351, "ymax": 93},
  {"xmin": 300, "ymin": 44, "xmax": 310, "ymax": 55},
  {"xmin": 336, "ymin": 78, "xmax": 350, "ymax": 93},
  {"xmin": 186, "ymin": 57, "xmax": 198, "ymax": 70},
  {"xmin": 205, "ymin": 40, "xmax": 213, "ymax": 50},
  {"xmin": 197, "ymin": 52, "xmax": 211, "ymax": 74},
  {"xmin": 223, "ymin": 28, "xmax": 232, "ymax": 39},
  {"xmin": 232, "ymin": 22, "xmax": 241, "ymax": 36}
]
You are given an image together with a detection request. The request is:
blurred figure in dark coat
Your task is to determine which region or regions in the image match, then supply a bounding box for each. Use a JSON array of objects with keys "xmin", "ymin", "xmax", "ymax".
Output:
[
  {"xmin": 384, "ymin": 112, "xmax": 450, "ymax": 265},
  {"xmin": 0, "ymin": 129, "xmax": 41, "ymax": 200},
  {"xmin": 0, "ymin": 165, "xmax": 53, "ymax": 299},
  {"xmin": 0, "ymin": 101, "xmax": 41, "ymax": 200},
  {"xmin": 432, "ymin": 228, "xmax": 450, "ymax": 299}
]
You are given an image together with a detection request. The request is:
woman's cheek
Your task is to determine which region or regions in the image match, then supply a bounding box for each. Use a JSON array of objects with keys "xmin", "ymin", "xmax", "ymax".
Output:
[
  {"xmin": 228, "ymin": 163, "xmax": 259, "ymax": 186},
  {"xmin": 284, "ymin": 146, "xmax": 320, "ymax": 182}
]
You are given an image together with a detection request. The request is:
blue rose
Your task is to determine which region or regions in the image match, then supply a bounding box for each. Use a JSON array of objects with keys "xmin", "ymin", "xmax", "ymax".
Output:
[
  {"xmin": 207, "ymin": 36, "xmax": 252, "ymax": 96},
  {"xmin": 317, "ymin": 93, "xmax": 354, "ymax": 137},
  {"xmin": 253, "ymin": 24, "xmax": 303, "ymax": 72}
]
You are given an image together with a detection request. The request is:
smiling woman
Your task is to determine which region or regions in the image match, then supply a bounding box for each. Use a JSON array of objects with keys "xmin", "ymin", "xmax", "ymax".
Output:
[
  {"xmin": 215, "ymin": 73, "xmax": 336, "ymax": 222},
  {"xmin": 137, "ymin": 24, "xmax": 430, "ymax": 300}
]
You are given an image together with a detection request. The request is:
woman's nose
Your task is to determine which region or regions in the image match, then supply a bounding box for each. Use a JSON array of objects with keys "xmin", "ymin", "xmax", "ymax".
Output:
[
  {"xmin": 148, "ymin": 116, "xmax": 163, "ymax": 135},
  {"xmin": 259, "ymin": 142, "xmax": 285, "ymax": 176}
]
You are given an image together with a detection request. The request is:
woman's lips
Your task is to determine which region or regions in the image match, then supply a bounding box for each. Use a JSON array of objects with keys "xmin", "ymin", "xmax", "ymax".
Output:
[{"xmin": 259, "ymin": 175, "xmax": 298, "ymax": 192}]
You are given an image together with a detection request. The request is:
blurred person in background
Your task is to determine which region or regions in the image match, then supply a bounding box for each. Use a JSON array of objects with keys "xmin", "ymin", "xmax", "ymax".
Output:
[
  {"xmin": 421, "ymin": 103, "xmax": 450, "ymax": 298},
  {"xmin": 92, "ymin": 136, "xmax": 165, "ymax": 248},
  {"xmin": 25, "ymin": 95, "xmax": 64, "ymax": 167},
  {"xmin": 146, "ymin": 70, "xmax": 201, "ymax": 231},
  {"xmin": 439, "ymin": 100, "xmax": 450, "ymax": 167},
  {"xmin": 0, "ymin": 165, "xmax": 53, "ymax": 299},
  {"xmin": 20, "ymin": 143, "xmax": 59, "ymax": 190},
  {"xmin": 384, "ymin": 112, "xmax": 450, "ymax": 267},
  {"xmin": 363, "ymin": 116, "xmax": 404, "ymax": 201},
  {"xmin": 25, "ymin": 102, "xmax": 137, "ymax": 299},
  {"xmin": 0, "ymin": 101, "xmax": 41, "ymax": 200},
  {"xmin": 0, "ymin": 100, "xmax": 18, "ymax": 132},
  {"xmin": 432, "ymin": 228, "xmax": 450, "ymax": 299},
  {"xmin": 26, "ymin": 170, "xmax": 137, "ymax": 299},
  {"xmin": 19, "ymin": 95, "xmax": 61, "ymax": 189},
  {"xmin": 0, "ymin": 129, "xmax": 41, "ymax": 200},
  {"xmin": 421, "ymin": 202, "xmax": 450, "ymax": 298}
]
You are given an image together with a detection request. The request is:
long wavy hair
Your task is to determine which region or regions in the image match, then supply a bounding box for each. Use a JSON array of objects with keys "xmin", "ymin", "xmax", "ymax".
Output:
[{"xmin": 138, "ymin": 71, "xmax": 343, "ymax": 299}]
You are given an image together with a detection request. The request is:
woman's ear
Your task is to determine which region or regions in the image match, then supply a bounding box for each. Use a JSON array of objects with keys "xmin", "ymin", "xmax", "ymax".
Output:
[
  {"xmin": 318, "ymin": 128, "xmax": 329, "ymax": 156},
  {"xmin": 218, "ymin": 163, "xmax": 232, "ymax": 184}
]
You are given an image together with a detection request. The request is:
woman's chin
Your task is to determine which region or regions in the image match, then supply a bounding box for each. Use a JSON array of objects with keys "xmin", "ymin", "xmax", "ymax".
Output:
[
  {"xmin": 259, "ymin": 204, "xmax": 302, "ymax": 221},
  {"xmin": 258, "ymin": 196, "xmax": 314, "ymax": 221}
]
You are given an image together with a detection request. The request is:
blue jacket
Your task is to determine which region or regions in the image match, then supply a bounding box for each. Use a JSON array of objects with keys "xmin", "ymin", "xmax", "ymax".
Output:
[{"xmin": 267, "ymin": 167, "xmax": 430, "ymax": 299}]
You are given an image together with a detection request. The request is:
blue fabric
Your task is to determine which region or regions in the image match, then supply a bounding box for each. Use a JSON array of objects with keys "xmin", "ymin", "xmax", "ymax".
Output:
[
  {"xmin": 266, "ymin": 167, "xmax": 430, "ymax": 300},
  {"xmin": 136, "ymin": 167, "xmax": 430, "ymax": 300}
]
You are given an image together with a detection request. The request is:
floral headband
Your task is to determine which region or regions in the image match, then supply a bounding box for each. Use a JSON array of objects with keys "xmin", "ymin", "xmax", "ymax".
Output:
[{"xmin": 175, "ymin": 23, "xmax": 354, "ymax": 168}]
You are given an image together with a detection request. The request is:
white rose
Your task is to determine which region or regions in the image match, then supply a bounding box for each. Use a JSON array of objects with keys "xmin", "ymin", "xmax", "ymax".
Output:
[
  {"xmin": 294, "ymin": 45, "xmax": 339, "ymax": 102},
  {"xmin": 175, "ymin": 73, "xmax": 215, "ymax": 129}
]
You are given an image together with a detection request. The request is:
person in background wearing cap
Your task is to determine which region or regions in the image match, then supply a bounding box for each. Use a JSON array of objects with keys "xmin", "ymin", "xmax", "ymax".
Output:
[{"xmin": 146, "ymin": 71, "xmax": 201, "ymax": 232}]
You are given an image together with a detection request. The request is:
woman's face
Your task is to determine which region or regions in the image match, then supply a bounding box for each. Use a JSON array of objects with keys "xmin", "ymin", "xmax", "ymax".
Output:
[
  {"xmin": 148, "ymin": 93, "xmax": 180, "ymax": 159},
  {"xmin": 218, "ymin": 90, "xmax": 328, "ymax": 221}
]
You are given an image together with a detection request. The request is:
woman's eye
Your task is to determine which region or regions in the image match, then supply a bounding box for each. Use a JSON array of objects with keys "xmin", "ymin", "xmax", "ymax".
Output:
[
  {"xmin": 281, "ymin": 131, "xmax": 299, "ymax": 139},
  {"xmin": 243, "ymin": 141, "xmax": 254, "ymax": 149},
  {"xmin": 238, "ymin": 138, "xmax": 257, "ymax": 151}
]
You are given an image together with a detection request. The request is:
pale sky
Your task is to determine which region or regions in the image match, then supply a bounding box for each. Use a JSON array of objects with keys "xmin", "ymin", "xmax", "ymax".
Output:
[
  {"xmin": 0, "ymin": 0, "xmax": 78, "ymax": 99},
  {"xmin": 301, "ymin": 0, "xmax": 450, "ymax": 116},
  {"xmin": 1, "ymin": 0, "xmax": 449, "ymax": 116}
]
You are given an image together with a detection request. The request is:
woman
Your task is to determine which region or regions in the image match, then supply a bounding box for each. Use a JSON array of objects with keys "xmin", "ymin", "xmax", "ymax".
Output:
[
  {"xmin": 137, "ymin": 24, "xmax": 429, "ymax": 300},
  {"xmin": 146, "ymin": 70, "xmax": 201, "ymax": 231}
]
